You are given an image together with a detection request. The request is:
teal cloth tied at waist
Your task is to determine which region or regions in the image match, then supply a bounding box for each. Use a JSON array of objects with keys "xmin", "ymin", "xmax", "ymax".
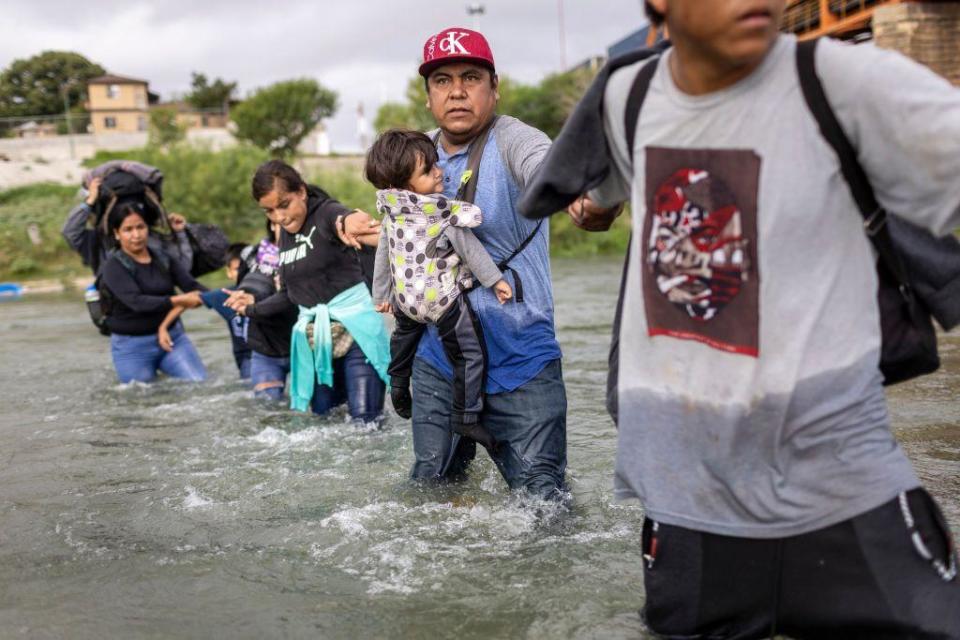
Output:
[{"xmin": 289, "ymin": 282, "xmax": 390, "ymax": 412}]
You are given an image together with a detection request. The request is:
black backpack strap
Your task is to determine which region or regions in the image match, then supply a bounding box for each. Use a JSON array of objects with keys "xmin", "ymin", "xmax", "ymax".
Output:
[
  {"xmin": 625, "ymin": 56, "xmax": 660, "ymax": 168},
  {"xmin": 495, "ymin": 220, "xmax": 542, "ymax": 303},
  {"xmin": 795, "ymin": 38, "xmax": 910, "ymax": 290},
  {"xmin": 439, "ymin": 116, "xmax": 540, "ymax": 303},
  {"xmin": 606, "ymin": 57, "xmax": 659, "ymax": 425}
]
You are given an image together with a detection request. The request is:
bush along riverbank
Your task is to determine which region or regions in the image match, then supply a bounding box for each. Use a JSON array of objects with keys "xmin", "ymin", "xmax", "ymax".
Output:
[{"xmin": 0, "ymin": 143, "xmax": 630, "ymax": 282}]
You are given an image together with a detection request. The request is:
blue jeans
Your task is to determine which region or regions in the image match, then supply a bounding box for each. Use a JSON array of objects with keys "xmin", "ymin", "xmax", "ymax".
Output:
[
  {"xmin": 251, "ymin": 351, "xmax": 289, "ymax": 401},
  {"xmin": 310, "ymin": 343, "xmax": 385, "ymax": 421},
  {"xmin": 110, "ymin": 324, "xmax": 206, "ymax": 383},
  {"xmin": 410, "ymin": 357, "xmax": 567, "ymax": 499}
]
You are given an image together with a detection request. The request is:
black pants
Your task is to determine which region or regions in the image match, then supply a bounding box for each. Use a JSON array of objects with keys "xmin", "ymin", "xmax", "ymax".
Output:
[
  {"xmin": 642, "ymin": 489, "xmax": 960, "ymax": 640},
  {"xmin": 389, "ymin": 296, "xmax": 487, "ymax": 427}
]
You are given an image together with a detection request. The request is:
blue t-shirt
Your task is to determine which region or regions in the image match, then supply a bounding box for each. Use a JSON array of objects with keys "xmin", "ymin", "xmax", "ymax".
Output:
[{"xmin": 415, "ymin": 121, "xmax": 561, "ymax": 393}]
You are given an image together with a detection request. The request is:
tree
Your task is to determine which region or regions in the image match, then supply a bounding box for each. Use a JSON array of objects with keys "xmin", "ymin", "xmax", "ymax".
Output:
[
  {"xmin": 375, "ymin": 67, "xmax": 599, "ymax": 140},
  {"xmin": 374, "ymin": 77, "xmax": 436, "ymax": 134},
  {"xmin": 148, "ymin": 107, "xmax": 187, "ymax": 147},
  {"xmin": 231, "ymin": 79, "xmax": 337, "ymax": 158},
  {"xmin": 185, "ymin": 72, "xmax": 237, "ymax": 111},
  {"xmin": 0, "ymin": 51, "xmax": 105, "ymax": 118}
]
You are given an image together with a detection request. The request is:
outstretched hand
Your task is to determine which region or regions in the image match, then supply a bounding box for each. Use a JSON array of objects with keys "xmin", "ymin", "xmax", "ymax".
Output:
[
  {"xmin": 336, "ymin": 210, "xmax": 382, "ymax": 249},
  {"xmin": 223, "ymin": 289, "xmax": 255, "ymax": 315},
  {"xmin": 567, "ymin": 195, "xmax": 624, "ymax": 232}
]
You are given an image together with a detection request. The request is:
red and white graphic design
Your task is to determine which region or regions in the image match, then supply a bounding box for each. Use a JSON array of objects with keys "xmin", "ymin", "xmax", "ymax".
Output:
[{"xmin": 643, "ymin": 148, "xmax": 761, "ymax": 357}]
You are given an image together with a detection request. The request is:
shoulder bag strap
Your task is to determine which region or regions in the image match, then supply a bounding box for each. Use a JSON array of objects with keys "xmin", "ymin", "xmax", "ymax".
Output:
[{"xmin": 795, "ymin": 38, "xmax": 910, "ymax": 291}]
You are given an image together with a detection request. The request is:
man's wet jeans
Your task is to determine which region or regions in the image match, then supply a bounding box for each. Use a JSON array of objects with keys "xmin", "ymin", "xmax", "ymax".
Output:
[
  {"xmin": 409, "ymin": 357, "xmax": 567, "ymax": 500},
  {"xmin": 110, "ymin": 324, "xmax": 206, "ymax": 383}
]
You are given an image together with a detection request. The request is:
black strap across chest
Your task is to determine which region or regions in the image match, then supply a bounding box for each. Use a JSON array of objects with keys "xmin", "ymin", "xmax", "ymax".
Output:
[{"xmin": 433, "ymin": 117, "xmax": 542, "ymax": 302}]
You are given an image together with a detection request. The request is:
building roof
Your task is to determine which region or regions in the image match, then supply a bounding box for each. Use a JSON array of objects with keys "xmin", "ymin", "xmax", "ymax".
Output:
[{"xmin": 88, "ymin": 73, "xmax": 148, "ymax": 86}]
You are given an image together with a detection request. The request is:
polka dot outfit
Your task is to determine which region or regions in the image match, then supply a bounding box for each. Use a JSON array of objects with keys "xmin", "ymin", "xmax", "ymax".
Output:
[{"xmin": 376, "ymin": 188, "xmax": 483, "ymax": 323}]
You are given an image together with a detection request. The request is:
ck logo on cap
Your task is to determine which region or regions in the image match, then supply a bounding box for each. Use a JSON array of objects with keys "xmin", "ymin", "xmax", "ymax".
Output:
[{"xmin": 438, "ymin": 31, "xmax": 470, "ymax": 56}]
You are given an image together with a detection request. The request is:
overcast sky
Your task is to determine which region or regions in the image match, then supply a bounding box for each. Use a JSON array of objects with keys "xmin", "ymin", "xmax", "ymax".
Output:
[{"xmin": 1, "ymin": 0, "xmax": 648, "ymax": 150}]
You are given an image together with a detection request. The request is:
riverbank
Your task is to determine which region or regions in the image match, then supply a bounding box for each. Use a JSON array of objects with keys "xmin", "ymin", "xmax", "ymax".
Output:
[{"xmin": 0, "ymin": 144, "xmax": 630, "ymax": 281}]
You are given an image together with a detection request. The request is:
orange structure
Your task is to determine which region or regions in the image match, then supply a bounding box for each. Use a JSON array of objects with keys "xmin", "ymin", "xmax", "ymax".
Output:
[{"xmin": 782, "ymin": 0, "xmax": 910, "ymax": 39}]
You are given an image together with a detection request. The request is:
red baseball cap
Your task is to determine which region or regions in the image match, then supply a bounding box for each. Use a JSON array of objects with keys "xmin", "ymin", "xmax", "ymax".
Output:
[{"xmin": 419, "ymin": 27, "xmax": 496, "ymax": 78}]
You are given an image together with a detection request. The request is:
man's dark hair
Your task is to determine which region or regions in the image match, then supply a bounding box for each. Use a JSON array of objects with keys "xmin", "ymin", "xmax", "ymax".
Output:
[
  {"xmin": 225, "ymin": 242, "xmax": 247, "ymax": 264},
  {"xmin": 364, "ymin": 129, "xmax": 439, "ymax": 190},
  {"xmin": 251, "ymin": 159, "xmax": 306, "ymax": 201},
  {"xmin": 645, "ymin": 1, "xmax": 664, "ymax": 26}
]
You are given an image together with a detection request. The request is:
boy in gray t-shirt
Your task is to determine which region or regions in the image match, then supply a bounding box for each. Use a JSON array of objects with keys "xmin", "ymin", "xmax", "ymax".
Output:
[{"xmin": 573, "ymin": 1, "xmax": 960, "ymax": 637}]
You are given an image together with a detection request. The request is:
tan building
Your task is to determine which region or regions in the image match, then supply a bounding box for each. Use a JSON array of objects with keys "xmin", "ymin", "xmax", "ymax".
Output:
[
  {"xmin": 154, "ymin": 100, "xmax": 230, "ymax": 129},
  {"xmin": 86, "ymin": 73, "xmax": 152, "ymax": 134}
]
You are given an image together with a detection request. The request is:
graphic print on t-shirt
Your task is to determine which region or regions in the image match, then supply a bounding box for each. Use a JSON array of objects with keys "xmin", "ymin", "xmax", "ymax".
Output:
[
  {"xmin": 643, "ymin": 147, "xmax": 760, "ymax": 357},
  {"xmin": 279, "ymin": 226, "xmax": 317, "ymax": 266}
]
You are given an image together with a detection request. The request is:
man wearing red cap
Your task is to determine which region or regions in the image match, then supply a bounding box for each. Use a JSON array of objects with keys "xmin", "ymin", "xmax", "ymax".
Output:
[{"xmin": 403, "ymin": 27, "xmax": 567, "ymax": 500}]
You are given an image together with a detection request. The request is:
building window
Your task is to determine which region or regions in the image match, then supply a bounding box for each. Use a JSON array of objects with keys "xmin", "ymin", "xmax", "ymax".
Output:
[
  {"xmin": 137, "ymin": 116, "xmax": 147, "ymax": 132},
  {"xmin": 104, "ymin": 116, "xmax": 117, "ymax": 129},
  {"xmin": 106, "ymin": 84, "xmax": 121, "ymax": 99}
]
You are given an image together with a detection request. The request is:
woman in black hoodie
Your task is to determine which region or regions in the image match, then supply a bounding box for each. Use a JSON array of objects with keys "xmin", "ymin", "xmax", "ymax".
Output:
[{"xmin": 225, "ymin": 161, "xmax": 387, "ymax": 422}]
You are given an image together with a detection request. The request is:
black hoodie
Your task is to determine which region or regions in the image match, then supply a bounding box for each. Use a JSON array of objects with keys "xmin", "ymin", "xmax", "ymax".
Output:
[{"xmin": 246, "ymin": 186, "xmax": 371, "ymax": 319}]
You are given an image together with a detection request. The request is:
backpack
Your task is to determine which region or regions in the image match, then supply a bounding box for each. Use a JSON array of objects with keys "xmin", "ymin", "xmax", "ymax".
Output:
[
  {"xmin": 86, "ymin": 162, "xmax": 168, "ymax": 242},
  {"xmin": 606, "ymin": 38, "xmax": 958, "ymax": 422},
  {"xmin": 90, "ymin": 248, "xmax": 172, "ymax": 337},
  {"xmin": 183, "ymin": 223, "xmax": 229, "ymax": 276}
]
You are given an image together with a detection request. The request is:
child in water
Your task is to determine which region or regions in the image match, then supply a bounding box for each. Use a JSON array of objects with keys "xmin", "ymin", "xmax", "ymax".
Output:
[{"xmin": 367, "ymin": 129, "xmax": 511, "ymax": 452}]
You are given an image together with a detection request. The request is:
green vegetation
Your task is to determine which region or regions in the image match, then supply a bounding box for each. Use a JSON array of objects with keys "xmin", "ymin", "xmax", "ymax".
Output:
[
  {"xmin": 0, "ymin": 182, "xmax": 81, "ymax": 279},
  {"xmin": 148, "ymin": 107, "xmax": 187, "ymax": 147},
  {"xmin": 231, "ymin": 79, "xmax": 338, "ymax": 158},
  {"xmin": 185, "ymin": 72, "xmax": 237, "ymax": 111},
  {"xmin": 375, "ymin": 67, "xmax": 596, "ymax": 140},
  {"xmin": 0, "ymin": 143, "xmax": 629, "ymax": 282}
]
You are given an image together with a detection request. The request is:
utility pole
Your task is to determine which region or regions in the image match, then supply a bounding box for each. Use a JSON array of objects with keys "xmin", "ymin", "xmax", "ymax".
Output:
[
  {"xmin": 466, "ymin": 3, "xmax": 485, "ymax": 31},
  {"xmin": 557, "ymin": 0, "xmax": 567, "ymax": 71},
  {"xmin": 62, "ymin": 82, "xmax": 75, "ymax": 160}
]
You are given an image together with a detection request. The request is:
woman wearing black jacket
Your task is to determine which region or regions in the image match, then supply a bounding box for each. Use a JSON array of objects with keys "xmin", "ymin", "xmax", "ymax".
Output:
[
  {"xmin": 225, "ymin": 161, "xmax": 388, "ymax": 422},
  {"xmin": 100, "ymin": 202, "xmax": 206, "ymax": 383}
]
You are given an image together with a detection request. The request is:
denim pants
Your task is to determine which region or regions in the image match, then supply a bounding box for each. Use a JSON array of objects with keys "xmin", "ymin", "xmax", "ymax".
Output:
[
  {"xmin": 251, "ymin": 351, "xmax": 290, "ymax": 401},
  {"xmin": 310, "ymin": 342, "xmax": 385, "ymax": 422},
  {"xmin": 110, "ymin": 324, "xmax": 206, "ymax": 383},
  {"xmin": 410, "ymin": 357, "xmax": 567, "ymax": 499}
]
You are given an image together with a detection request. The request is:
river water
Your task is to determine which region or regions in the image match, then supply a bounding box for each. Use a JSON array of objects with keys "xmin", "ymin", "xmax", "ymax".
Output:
[{"xmin": 1, "ymin": 258, "xmax": 958, "ymax": 639}]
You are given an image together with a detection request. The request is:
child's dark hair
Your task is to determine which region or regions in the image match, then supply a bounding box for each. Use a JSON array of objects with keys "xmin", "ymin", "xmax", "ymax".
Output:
[
  {"xmin": 251, "ymin": 160, "xmax": 306, "ymax": 201},
  {"xmin": 645, "ymin": 1, "xmax": 664, "ymax": 26},
  {"xmin": 364, "ymin": 129, "xmax": 439, "ymax": 190},
  {"xmin": 225, "ymin": 242, "xmax": 247, "ymax": 264}
]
